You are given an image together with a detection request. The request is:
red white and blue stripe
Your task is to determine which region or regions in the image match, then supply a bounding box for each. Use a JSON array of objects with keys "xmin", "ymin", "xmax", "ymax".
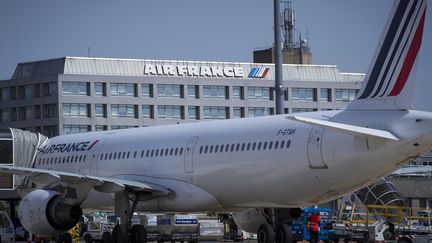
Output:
[
  {"xmin": 248, "ymin": 67, "xmax": 270, "ymax": 78},
  {"xmin": 357, "ymin": 0, "xmax": 426, "ymax": 99}
]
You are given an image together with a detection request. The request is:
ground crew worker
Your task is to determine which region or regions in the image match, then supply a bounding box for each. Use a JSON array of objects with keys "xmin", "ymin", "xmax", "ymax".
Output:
[{"xmin": 308, "ymin": 212, "xmax": 321, "ymax": 243}]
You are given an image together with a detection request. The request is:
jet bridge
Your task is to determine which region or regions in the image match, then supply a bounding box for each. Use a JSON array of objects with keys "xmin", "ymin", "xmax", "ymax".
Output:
[{"xmin": 0, "ymin": 128, "xmax": 48, "ymax": 192}]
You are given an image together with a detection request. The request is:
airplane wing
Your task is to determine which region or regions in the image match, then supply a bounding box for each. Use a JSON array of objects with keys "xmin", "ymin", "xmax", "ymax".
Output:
[
  {"xmin": 0, "ymin": 165, "xmax": 172, "ymax": 196},
  {"xmin": 287, "ymin": 115, "xmax": 399, "ymax": 141}
]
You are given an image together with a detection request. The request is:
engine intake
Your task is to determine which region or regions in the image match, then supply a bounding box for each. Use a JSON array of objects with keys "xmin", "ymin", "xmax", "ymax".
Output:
[{"xmin": 19, "ymin": 189, "xmax": 82, "ymax": 236}]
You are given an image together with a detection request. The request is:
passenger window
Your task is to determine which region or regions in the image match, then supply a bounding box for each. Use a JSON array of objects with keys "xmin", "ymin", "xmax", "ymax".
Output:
[
  {"xmin": 100, "ymin": 154, "xmax": 104, "ymax": 160},
  {"xmin": 287, "ymin": 140, "xmax": 291, "ymax": 148},
  {"xmin": 225, "ymin": 144, "xmax": 229, "ymax": 152},
  {"xmin": 160, "ymin": 149, "xmax": 164, "ymax": 156},
  {"xmin": 146, "ymin": 150, "xmax": 150, "ymax": 157},
  {"xmin": 236, "ymin": 144, "xmax": 240, "ymax": 151},
  {"xmin": 170, "ymin": 148, "xmax": 174, "ymax": 156},
  {"xmin": 134, "ymin": 151, "xmax": 137, "ymax": 158},
  {"xmin": 274, "ymin": 141, "xmax": 279, "ymax": 149},
  {"xmin": 241, "ymin": 143, "xmax": 245, "ymax": 151},
  {"xmin": 179, "ymin": 148, "xmax": 183, "ymax": 155},
  {"xmin": 215, "ymin": 145, "xmax": 219, "ymax": 152},
  {"xmin": 209, "ymin": 146, "xmax": 213, "ymax": 153},
  {"xmin": 269, "ymin": 141, "xmax": 273, "ymax": 150},
  {"xmin": 204, "ymin": 146, "xmax": 208, "ymax": 154},
  {"xmin": 104, "ymin": 153, "xmax": 108, "ymax": 160},
  {"xmin": 122, "ymin": 152, "xmax": 126, "ymax": 159},
  {"xmin": 127, "ymin": 151, "xmax": 131, "ymax": 158},
  {"xmin": 83, "ymin": 155, "xmax": 86, "ymax": 161},
  {"xmin": 257, "ymin": 142, "xmax": 262, "ymax": 150},
  {"xmin": 252, "ymin": 142, "xmax": 256, "ymax": 151},
  {"xmin": 175, "ymin": 148, "xmax": 179, "ymax": 155},
  {"xmin": 155, "ymin": 150, "xmax": 159, "ymax": 157},
  {"xmin": 165, "ymin": 149, "xmax": 169, "ymax": 156},
  {"xmin": 109, "ymin": 153, "xmax": 113, "ymax": 160},
  {"xmin": 263, "ymin": 142, "xmax": 268, "ymax": 150},
  {"xmin": 230, "ymin": 144, "xmax": 235, "ymax": 152},
  {"xmin": 281, "ymin": 140, "xmax": 285, "ymax": 149},
  {"xmin": 151, "ymin": 150, "xmax": 154, "ymax": 157},
  {"xmin": 113, "ymin": 153, "xmax": 117, "ymax": 160},
  {"xmin": 141, "ymin": 150, "xmax": 145, "ymax": 158},
  {"xmin": 247, "ymin": 143, "xmax": 251, "ymax": 151}
]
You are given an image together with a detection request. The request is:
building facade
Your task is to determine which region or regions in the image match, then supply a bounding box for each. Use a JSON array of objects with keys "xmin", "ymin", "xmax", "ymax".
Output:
[{"xmin": 0, "ymin": 57, "xmax": 363, "ymax": 137}]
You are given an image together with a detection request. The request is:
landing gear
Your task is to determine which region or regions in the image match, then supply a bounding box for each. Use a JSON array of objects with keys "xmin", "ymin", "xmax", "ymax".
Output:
[
  {"xmin": 257, "ymin": 209, "xmax": 293, "ymax": 243},
  {"xmin": 258, "ymin": 224, "xmax": 275, "ymax": 243},
  {"xmin": 275, "ymin": 224, "xmax": 292, "ymax": 243},
  {"xmin": 112, "ymin": 189, "xmax": 147, "ymax": 243}
]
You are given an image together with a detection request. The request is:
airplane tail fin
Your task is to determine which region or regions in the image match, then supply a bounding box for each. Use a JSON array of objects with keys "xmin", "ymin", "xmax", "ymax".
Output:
[{"xmin": 348, "ymin": 0, "xmax": 427, "ymax": 110}]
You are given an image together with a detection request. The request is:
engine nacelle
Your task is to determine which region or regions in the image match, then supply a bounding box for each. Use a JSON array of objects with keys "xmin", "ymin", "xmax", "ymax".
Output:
[{"xmin": 19, "ymin": 189, "xmax": 82, "ymax": 236}]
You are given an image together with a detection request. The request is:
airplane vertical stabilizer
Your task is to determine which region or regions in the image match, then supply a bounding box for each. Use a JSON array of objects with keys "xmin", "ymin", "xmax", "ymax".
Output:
[{"xmin": 348, "ymin": 0, "xmax": 427, "ymax": 110}]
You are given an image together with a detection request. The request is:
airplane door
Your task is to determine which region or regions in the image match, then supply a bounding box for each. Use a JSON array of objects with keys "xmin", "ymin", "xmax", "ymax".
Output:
[
  {"xmin": 307, "ymin": 127, "xmax": 328, "ymax": 169},
  {"xmin": 184, "ymin": 136, "xmax": 198, "ymax": 173}
]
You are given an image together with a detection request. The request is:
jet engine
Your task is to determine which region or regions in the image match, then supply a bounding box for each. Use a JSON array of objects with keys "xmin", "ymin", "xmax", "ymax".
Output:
[{"xmin": 19, "ymin": 189, "xmax": 82, "ymax": 236}]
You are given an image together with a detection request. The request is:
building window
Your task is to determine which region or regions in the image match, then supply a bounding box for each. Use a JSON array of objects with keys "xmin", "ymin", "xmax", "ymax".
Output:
[
  {"xmin": 18, "ymin": 106, "xmax": 33, "ymax": 120},
  {"xmin": 157, "ymin": 105, "xmax": 183, "ymax": 119},
  {"xmin": 43, "ymin": 104, "xmax": 57, "ymax": 118},
  {"xmin": 63, "ymin": 125, "xmax": 91, "ymax": 134},
  {"xmin": 42, "ymin": 82, "xmax": 57, "ymax": 97},
  {"xmin": 292, "ymin": 108, "xmax": 317, "ymax": 113},
  {"xmin": 142, "ymin": 84, "xmax": 153, "ymax": 97},
  {"xmin": 142, "ymin": 105, "xmax": 154, "ymax": 118},
  {"xmin": 33, "ymin": 84, "xmax": 40, "ymax": 98},
  {"xmin": 95, "ymin": 125, "xmax": 107, "ymax": 131},
  {"xmin": 63, "ymin": 103, "xmax": 89, "ymax": 117},
  {"xmin": 188, "ymin": 85, "xmax": 198, "ymax": 99},
  {"xmin": 0, "ymin": 109, "xmax": 8, "ymax": 122},
  {"xmin": 95, "ymin": 104, "xmax": 107, "ymax": 118},
  {"xmin": 233, "ymin": 86, "xmax": 244, "ymax": 100},
  {"xmin": 292, "ymin": 88, "xmax": 316, "ymax": 101},
  {"xmin": 157, "ymin": 84, "xmax": 182, "ymax": 98},
  {"xmin": 0, "ymin": 88, "xmax": 9, "ymax": 101},
  {"xmin": 43, "ymin": 125, "xmax": 58, "ymax": 137},
  {"xmin": 188, "ymin": 106, "xmax": 199, "ymax": 119},
  {"xmin": 111, "ymin": 104, "xmax": 137, "ymax": 118},
  {"xmin": 95, "ymin": 82, "xmax": 106, "ymax": 96},
  {"xmin": 233, "ymin": 107, "xmax": 245, "ymax": 118},
  {"xmin": 63, "ymin": 82, "xmax": 88, "ymax": 96},
  {"xmin": 111, "ymin": 83, "xmax": 136, "ymax": 97},
  {"xmin": 111, "ymin": 125, "xmax": 135, "ymax": 130},
  {"xmin": 24, "ymin": 85, "xmax": 33, "ymax": 99},
  {"xmin": 248, "ymin": 107, "xmax": 272, "ymax": 117},
  {"xmin": 203, "ymin": 85, "xmax": 227, "ymax": 99},
  {"xmin": 320, "ymin": 88, "xmax": 331, "ymax": 102},
  {"xmin": 203, "ymin": 106, "xmax": 228, "ymax": 120},
  {"xmin": 335, "ymin": 89, "xmax": 358, "ymax": 101},
  {"xmin": 248, "ymin": 87, "xmax": 270, "ymax": 100},
  {"xmin": 10, "ymin": 87, "xmax": 16, "ymax": 100}
]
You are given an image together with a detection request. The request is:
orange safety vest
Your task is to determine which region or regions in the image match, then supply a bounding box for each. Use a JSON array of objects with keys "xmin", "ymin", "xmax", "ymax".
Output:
[{"xmin": 308, "ymin": 214, "xmax": 320, "ymax": 232}]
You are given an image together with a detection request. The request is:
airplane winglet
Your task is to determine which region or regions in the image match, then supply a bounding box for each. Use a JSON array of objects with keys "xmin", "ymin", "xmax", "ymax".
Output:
[{"xmin": 287, "ymin": 115, "xmax": 399, "ymax": 141}]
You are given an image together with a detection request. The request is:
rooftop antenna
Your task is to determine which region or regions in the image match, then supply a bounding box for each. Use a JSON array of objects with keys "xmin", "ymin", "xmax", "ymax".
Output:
[{"xmin": 282, "ymin": 0, "xmax": 295, "ymax": 50}]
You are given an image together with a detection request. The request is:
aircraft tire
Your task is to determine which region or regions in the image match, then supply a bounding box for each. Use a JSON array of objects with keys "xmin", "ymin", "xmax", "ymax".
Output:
[
  {"xmin": 258, "ymin": 224, "xmax": 275, "ymax": 243},
  {"xmin": 84, "ymin": 233, "xmax": 93, "ymax": 243},
  {"xmin": 275, "ymin": 224, "xmax": 292, "ymax": 243},
  {"xmin": 111, "ymin": 225, "xmax": 121, "ymax": 243},
  {"xmin": 130, "ymin": 224, "xmax": 147, "ymax": 243},
  {"xmin": 102, "ymin": 232, "xmax": 112, "ymax": 243}
]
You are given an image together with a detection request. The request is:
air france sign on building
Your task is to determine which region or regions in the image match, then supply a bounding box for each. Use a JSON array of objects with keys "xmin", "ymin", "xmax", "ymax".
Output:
[{"xmin": 144, "ymin": 64, "xmax": 245, "ymax": 78}]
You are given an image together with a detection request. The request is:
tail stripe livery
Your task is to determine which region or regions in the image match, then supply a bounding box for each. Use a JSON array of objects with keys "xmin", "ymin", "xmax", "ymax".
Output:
[
  {"xmin": 389, "ymin": 9, "xmax": 426, "ymax": 96},
  {"xmin": 355, "ymin": 0, "xmax": 426, "ymax": 101}
]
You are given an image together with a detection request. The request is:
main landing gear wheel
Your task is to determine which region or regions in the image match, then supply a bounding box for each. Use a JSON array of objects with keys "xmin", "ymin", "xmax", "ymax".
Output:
[
  {"xmin": 258, "ymin": 224, "xmax": 275, "ymax": 243},
  {"xmin": 275, "ymin": 224, "xmax": 292, "ymax": 243},
  {"xmin": 102, "ymin": 232, "xmax": 112, "ymax": 243},
  {"xmin": 84, "ymin": 234, "xmax": 93, "ymax": 243},
  {"xmin": 130, "ymin": 224, "xmax": 147, "ymax": 243}
]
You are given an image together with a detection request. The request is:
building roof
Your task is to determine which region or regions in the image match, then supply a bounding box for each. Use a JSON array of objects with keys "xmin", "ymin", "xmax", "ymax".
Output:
[{"xmin": 11, "ymin": 56, "xmax": 364, "ymax": 83}]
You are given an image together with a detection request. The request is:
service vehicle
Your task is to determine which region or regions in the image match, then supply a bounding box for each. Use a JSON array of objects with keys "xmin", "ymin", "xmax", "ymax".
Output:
[{"xmin": 291, "ymin": 208, "xmax": 335, "ymax": 243}]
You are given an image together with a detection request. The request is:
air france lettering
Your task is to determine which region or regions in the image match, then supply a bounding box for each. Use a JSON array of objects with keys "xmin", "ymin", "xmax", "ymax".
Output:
[
  {"xmin": 39, "ymin": 140, "xmax": 99, "ymax": 154},
  {"xmin": 144, "ymin": 64, "xmax": 244, "ymax": 78}
]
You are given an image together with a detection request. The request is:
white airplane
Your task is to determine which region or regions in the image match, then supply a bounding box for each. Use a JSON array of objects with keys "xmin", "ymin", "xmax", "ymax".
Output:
[{"xmin": 0, "ymin": 1, "xmax": 429, "ymax": 243}]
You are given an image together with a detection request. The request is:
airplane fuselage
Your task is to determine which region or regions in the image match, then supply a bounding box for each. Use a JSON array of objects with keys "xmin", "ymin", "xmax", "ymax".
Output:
[{"xmin": 33, "ymin": 109, "xmax": 432, "ymax": 212}]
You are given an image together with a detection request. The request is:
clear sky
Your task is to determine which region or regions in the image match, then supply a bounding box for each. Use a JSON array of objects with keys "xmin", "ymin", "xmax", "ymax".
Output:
[{"xmin": 0, "ymin": 0, "xmax": 431, "ymax": 109}]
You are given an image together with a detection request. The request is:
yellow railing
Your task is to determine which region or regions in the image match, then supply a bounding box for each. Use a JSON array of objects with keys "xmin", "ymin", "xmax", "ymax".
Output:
[{"xmin": 339, "ymin": 204, "xmax": 431, "ymax": 228}]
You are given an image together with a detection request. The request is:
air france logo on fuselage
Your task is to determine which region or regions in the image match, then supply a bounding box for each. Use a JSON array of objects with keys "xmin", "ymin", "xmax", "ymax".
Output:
[
  {"xmin": 248, "ymin": 67, "xmax": 270, "ymax": 78},
  {"xmin": 39, "ymin": 140, "xmax": 99, "ymax": 154}
]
